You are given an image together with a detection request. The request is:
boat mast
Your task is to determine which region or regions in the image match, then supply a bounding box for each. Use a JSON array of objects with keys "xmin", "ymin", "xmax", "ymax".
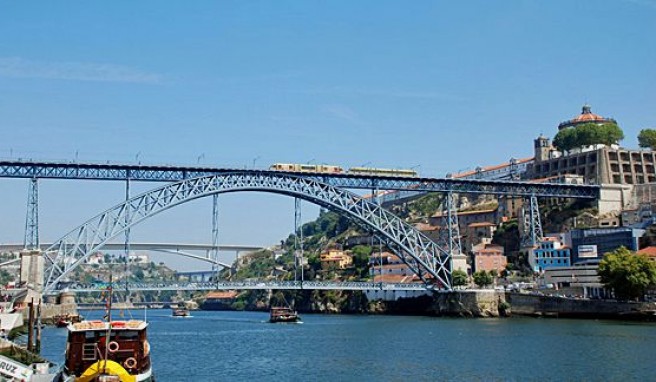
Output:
[{"xmin": 103, "ymin": 274, "xmax": 113, "ymax": 374}]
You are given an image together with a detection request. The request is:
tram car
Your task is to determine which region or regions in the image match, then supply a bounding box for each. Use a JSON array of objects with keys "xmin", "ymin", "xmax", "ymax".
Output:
[
  {"xmin": 269, "ymin": 163, "xmax": 344, "ymax": 173},
  {"xmin": 268, "ymin": 163, "xmax": 419, "ymax": 177},
  {"xmin": 347, "ymin": 167, "xmax": 418, "ymax": 177}
]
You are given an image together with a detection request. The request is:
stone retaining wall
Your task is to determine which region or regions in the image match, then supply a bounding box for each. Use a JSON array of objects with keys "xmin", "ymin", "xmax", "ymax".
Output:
[
  {"xmin": 429, "ymin": 290, "xmax": 507, "ymax": 317},
  {"xmin": 507, "ymin": 293, "xmax": 656, "ymax": 319}
]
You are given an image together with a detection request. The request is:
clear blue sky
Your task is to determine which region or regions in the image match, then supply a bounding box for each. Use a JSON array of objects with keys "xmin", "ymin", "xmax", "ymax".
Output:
[{"xmin": 0, "ymin": 1, "xmax": 654, "ymax": 270}]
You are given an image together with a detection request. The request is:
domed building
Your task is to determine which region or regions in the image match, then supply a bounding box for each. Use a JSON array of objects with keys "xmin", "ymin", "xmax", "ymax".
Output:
[{"xmin": 557, "ymin": 104, "xmax": 617, "ymax": 131}]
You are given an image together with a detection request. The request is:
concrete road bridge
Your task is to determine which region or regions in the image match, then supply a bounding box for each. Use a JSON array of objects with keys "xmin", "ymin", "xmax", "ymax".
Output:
[{"xmin": 0, "ymin": 242, "xmax": 262, "ymax": 269}]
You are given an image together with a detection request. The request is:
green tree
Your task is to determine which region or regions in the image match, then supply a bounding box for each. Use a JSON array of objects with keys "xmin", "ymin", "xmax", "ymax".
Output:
[
  {"xmin": 638, "ymin": 129, "xmax": 656, "ymax": 149},
  {"xmin": 553, "ymin": 122, "xmax": 624, "ymax": 152},
  {"xmin": 452, "ymin": 269, "xmax": 468, "ymax": 287},
  {"xmin": 598, "ymin": 247, "xmax": 656, "ymax": 300},
  {"xmin": 553, "ymin": 128, "xmax": 577, "ymax": 152},
  {"xmin": 492, "ymin": 220, "xmax": 520, "ymax": 255},
  {"xmin": 473, "ymin": 271, "xmax": 493, "ymax": 288},
  {"xmin": 350, "ymin": 245, "xmax": 372, "ymax": 278},
  {"xmin": 133, "ymin": 268, "xmax": 145, "ymax": 281}
]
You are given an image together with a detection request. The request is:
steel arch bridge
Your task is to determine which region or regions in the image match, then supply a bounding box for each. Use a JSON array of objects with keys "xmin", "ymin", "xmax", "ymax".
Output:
[{"xmin": 43, "ymin": 172, "xmax": 452, "ymax": 293}]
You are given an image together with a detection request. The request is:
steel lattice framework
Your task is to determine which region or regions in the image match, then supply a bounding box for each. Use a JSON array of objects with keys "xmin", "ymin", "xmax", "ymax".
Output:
[
  {"xmin": 24, "ymin": 178, "xmax": 39, "ymax": 249},
  {"xmin": 43, "ymin": 172, "xmax": 452, "ymax": 292},
  {"xmin": 0, "ymin": 160, "xmax": 599, "ymax": 198}
]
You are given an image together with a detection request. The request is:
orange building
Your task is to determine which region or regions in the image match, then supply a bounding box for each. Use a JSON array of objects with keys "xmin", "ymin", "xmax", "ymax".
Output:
[
  {"xmin": 320, "ymin": 249, "xmax": 353, "ymax": 270},
  {"xmin": 472, "ymin": 243, "xmax": 507, "ymax": 273}
]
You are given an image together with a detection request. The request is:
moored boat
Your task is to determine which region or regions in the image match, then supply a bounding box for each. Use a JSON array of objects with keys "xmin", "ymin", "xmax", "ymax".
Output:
[
  {"xmin": 171, "ymin": 308, "xmax": 189, "ymax": 317},
  {"xmin": 59, "ymin": 319, "xmax": 154, "ymax": 382},
  {"xmin": 269, "ymin": 307, "xmax": 301, "ymax": 323},
  {"xmin": 55, "ymin": 314, "xmax": 83, "ymax": 328}
]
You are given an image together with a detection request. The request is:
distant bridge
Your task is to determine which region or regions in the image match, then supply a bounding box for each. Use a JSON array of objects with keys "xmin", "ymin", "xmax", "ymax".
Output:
[
  {"xmin": 60, "ymin": 281, "xmax": 433, "ymax": 293},
  {"xmin": 0, "ymin": 242, "xmax": 263, "ymax": 253},
  {"xmin": 0, "ymin": 242, "xmax": 262, "ymax": 270}
]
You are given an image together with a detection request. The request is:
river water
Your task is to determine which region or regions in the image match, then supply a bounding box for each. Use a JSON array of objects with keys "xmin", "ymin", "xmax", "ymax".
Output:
[{"xmin": 40, "ymin": 310, "xmax": 656, "ymax": 381}]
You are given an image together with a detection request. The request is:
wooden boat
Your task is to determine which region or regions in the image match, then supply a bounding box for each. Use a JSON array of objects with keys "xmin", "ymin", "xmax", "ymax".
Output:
[
  {"xmin": 171, "ymin": 308, "xmax": 190, "ymax": 317},
  {"xmin": 59, "ymin": 275, "xmax": 154, "ymax": 381},
  {"xmin": 269, "ymin": 307, "xmax": 301, "ymax": 323},
  {"xmin": 59, "ymin": 320, "xmax": 154, "ymax": 382},
  {"xmin": 55, "ymin": 314, "xmax": 82, "ymax": 328}
]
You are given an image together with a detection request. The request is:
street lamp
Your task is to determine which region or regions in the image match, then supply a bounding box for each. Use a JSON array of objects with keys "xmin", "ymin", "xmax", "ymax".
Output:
[
  {"xmin": 252, "ymin": 155, "xmax": 261, "ymax": 169},
  {"xmin": 136, "ymin": 151, "xmax": 142, "ymax": 165},
  {"xmin": 197, "ymin": 153, "xmax": 205, "ymax": 164}
]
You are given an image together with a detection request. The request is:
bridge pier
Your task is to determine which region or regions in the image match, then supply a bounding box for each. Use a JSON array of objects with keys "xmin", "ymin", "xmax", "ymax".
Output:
[
  {"xmin": 24, "ymin": 178, "xmax": 39, "ymax": 250},
  {"xmin": 294, "ymin": 198, "xmax": 304, "ymax": 282},
  {"xmin": 442, "ymin": 191, "xmax": 466, "ymax": 273},
  {"xmin": 211, "ymin": 193, "xmax": 220, "ymax": 280},
  {"xmin": 521, "ymin": 194, "xmax": 543, "ymax": 248},
  {"xmin": 19, "ymin": 249, "xmax": 44, "ymax": 291}
]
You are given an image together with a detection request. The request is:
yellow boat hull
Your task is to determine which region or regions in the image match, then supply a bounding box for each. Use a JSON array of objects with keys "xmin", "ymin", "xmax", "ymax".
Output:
[{"xmin": 75, "ymin": 360, "xmax": 136, "ymax": 382}]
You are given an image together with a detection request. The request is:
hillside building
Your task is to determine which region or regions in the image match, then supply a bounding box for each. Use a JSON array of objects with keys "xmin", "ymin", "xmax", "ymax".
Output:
[
  {"xmin": 566, "ymin": 227, "xmax": 644, "ymax": 264},
  {"xmin": 529, "ymin": 105, "xmax": 656, "ymax": 186},
  {"xmin": 471, "ymin": 243, "xmax": 507, "ymax": 273},
  {"xmin": 369, "ymin": 252, "xmax": 420, "ymax": 282},
  {"xmin": 319, "ymin": 249, "xmax": 353, "ymax": 270},
  {"xmin": 528, "ymin": 236, "xmax": 571, "ymax": 273},
  {"xmin": 543, "ymin": 264, "xmax": 609, "ymax": 298}
]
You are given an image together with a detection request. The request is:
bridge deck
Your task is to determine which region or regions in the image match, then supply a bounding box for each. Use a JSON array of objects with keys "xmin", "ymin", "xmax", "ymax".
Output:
[{"xmin": 0, "ymin": 160, "xmax": 599, "ymax": 198}]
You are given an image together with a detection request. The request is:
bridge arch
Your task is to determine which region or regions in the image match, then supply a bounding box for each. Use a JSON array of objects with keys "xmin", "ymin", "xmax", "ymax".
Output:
[{"xmin": 43, "ymin": 172, "xmax": 452, "ymax": 292}]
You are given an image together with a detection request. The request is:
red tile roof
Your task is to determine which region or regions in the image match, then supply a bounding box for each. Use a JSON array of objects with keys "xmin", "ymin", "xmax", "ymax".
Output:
[
  {"xmin": 450, "ymin": 157, "xmax": 533, "ymax": 179},
  {"xmin": 637, "ymin": 246, "xmax": 656, "ymax": 257},
  {"xmin": 558, "ymin": 105, "xmax": 614, "ymax": 129}
]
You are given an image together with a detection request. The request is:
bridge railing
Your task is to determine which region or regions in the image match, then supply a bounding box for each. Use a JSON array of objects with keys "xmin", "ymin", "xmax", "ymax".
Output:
[{"xmin": 56, "ymin": 280, "xmax": 434, "ymax": 293}]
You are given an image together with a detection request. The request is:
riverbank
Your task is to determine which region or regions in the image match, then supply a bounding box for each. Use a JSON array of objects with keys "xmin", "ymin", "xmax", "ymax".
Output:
[{"xmin": 203, "ymin": 290, "xmax": 656, "ymax": 321}]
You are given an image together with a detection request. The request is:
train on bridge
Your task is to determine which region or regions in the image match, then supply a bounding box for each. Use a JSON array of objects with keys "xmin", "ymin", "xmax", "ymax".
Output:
[{"xmin": 268, "ymin": 163, "xmax": 419, "ymax": 177}]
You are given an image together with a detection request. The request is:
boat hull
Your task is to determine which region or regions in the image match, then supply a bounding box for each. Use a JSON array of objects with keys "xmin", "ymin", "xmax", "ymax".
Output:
[{"xmin": 59, "ymin": 362, "xmax": 154, "ymax": 382}]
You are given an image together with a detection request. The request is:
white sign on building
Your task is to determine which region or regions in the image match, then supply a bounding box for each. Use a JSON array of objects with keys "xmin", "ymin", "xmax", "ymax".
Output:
[{"xmin": 578, "ymin": 245, "xmax": 598, "ymax": 258}]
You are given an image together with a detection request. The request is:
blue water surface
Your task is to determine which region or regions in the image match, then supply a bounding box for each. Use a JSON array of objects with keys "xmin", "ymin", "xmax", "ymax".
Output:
[{"xmin": 39, "ymin": 310, "xmax": 656, "ymax": 382}]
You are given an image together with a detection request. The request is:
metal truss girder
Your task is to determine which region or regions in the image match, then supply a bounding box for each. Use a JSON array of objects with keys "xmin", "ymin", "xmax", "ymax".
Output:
[
  {"xmin": 57, "ymin": 280, "xmax": 434, "ymax": 293},
  {"xmin": 42, "ymin": 172, "xmax": 453, "ymax": 292},
  {"xmin": 0, "ymin": 161, "xmax": 599, "ymax": 198}
]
